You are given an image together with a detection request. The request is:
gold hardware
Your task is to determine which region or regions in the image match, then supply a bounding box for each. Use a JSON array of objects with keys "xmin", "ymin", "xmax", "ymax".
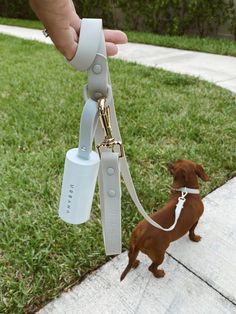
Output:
[{"xmin": 96, "ymin": 98, "xmax": 124, "ymax": 158}]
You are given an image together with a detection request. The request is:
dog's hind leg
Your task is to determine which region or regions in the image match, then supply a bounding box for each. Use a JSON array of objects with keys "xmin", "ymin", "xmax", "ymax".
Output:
[
  {"xmin": 148, "ymin": 251, "xmax": 165, "ymax": 278},
  {"xmin": 189, "ymin": 220, "xmax": 202, "ymax": 242},
  {"xmin": 120, "ymin": 245, "xmax": 140, "ymax": 281},
  {"xmin": 129, "ymin": 250, "xmax": 140, "ymax": 269}
]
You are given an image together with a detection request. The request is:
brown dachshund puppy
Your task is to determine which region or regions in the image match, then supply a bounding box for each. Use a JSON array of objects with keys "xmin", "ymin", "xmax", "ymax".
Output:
[{"xmin": 120, "ymin": 159, "xmax": 209, "ymax": 281}]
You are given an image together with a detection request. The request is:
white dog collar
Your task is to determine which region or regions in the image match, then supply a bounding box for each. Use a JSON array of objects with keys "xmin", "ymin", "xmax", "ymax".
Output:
[{"xmin": 175, "ymin": 187, "xmax": 200, "ymax": 194}]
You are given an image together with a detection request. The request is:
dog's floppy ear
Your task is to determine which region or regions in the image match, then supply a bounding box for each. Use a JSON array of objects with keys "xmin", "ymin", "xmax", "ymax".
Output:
[{"xmin": 195, "ymin": 164, "xmax": 210, "ymax": 181}]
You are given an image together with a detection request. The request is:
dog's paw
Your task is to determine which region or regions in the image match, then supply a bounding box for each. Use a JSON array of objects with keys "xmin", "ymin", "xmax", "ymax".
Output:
[
  {"xmin": 189, "ymin": 234, "xmax": 202, "ymax": 242},
  {"xmin": 153, "ymin": 269, "xmax": 165, "ymax": 278}
]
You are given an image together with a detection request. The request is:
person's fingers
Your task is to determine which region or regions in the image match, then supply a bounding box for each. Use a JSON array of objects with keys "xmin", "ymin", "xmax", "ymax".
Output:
[
  {"xmin": 66, "ymin": 42, "xmax": 120, "ymax": 58},
  {"xmin": 66, "ymin": 41, "xmax": 77, "ymax": 60},
  {"xmin": 106, "ymin": 42, "xmax": 118, "ymax": 56},
  {"xmin": 104, "ymin": 29, "xmax": 128, "ymax": 45},
  {"xmin": 68, "ymin": 28, "xmax": 126, "ymax": 58},
  {"xmin": 64, "ymin": 41, "xmax": 119, "ymax": 59},
  {"xmin": 49, "ymin": 26, "xmax": 78, "ymax": 60},
  {"xmin": 70, "ymin": 12, "xmax": 81, "ymax": 33},
  {"xmin": 71, "ymin": 26, "xmax": 78, "ymax": 43},
  {"xmin": 67, "ymin": 37, "xmax": 123, "ymax": 59},
  {"xmin": 52, "ymin": 26, "xmax": 127, "ymax": 59},
  {"xmin": 57, "ymin": 40, "xmax": 77, "ymax": 60}
]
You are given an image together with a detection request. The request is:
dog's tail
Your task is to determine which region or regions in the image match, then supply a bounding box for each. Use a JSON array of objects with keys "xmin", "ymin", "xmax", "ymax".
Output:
[{"xmin": 120, "ymin": 245, "xmax": 139, "ymax": 281}]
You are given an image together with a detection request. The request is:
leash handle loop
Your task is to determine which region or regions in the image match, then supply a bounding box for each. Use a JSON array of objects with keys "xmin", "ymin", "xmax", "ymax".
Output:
[{"xmin": 70, "ymin": 18, "xmax": 108, "ymax": 100}]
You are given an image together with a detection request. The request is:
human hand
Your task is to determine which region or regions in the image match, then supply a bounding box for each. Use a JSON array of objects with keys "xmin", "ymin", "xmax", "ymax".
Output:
[
  {"xmin": 50, "ymin": 25, "xmax": 128, "ymax": 60},
  {"xmin": 30, "ymin": 0, "xmax": 128, "ymax": 60}
]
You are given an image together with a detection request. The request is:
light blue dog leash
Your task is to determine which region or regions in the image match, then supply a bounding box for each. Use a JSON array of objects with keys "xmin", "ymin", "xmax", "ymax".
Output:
[{"xmin": 58, "ymin": 18, "xmax": 200, "ymax": 255}]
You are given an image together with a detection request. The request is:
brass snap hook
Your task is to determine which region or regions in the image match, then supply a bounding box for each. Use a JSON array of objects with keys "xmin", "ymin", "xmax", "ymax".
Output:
[{"xmin": 96, "ymin": 98, "xmax": 124, "ymax": 158}]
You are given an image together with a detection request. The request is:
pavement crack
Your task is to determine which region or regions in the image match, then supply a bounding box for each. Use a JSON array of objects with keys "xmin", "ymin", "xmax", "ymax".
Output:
[{"xmin": 166, "ymin": 252, "xmax": 236, "ymax": 307}]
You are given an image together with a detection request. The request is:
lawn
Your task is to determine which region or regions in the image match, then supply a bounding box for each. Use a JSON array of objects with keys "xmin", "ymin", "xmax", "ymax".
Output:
[
  {"xmin": 1, "ymin": 17, "xmax": 236, "ymax": 57},
  {"xmin": 0, "ymin": 17, "xmax": 43, "ymax": 30},
  {"xmin": 126, "ymin": 31, "xmax": 236, "ymax": 57},
  {"xmin": 0, "ymin": 34, "xmax": 236, "ymax": 313}
]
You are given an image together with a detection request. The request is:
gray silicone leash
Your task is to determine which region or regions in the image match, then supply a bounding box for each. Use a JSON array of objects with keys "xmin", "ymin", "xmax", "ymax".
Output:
[
  {"xmin": 100, "ymin": 152, "xmax": 121, "ymax": 255},
  {"xmin": 78, "ymin": 98, "xmax": 98, "ymax": 160},
  {"xmin": 69, "ymin": 18, "xmax": 185, "ymax": 243},
  {"xmin": 70, "ymin": 19, "xmax": 122, "ymax": 255},
  {"xmin": 70, "ymin": 18, "xmax": 108, "ymax": 100}
]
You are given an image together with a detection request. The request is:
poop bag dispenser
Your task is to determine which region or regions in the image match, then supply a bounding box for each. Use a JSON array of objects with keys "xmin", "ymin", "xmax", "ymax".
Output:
[{"xmin": 59, "ymin": 98, "xmax": 100, "ymax": 224}]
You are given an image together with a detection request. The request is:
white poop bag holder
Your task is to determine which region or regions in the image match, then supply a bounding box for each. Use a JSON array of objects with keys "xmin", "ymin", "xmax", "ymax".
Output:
[{"xmin": 59, "ymin": 18, "xmax": 188, "ymax": 255}]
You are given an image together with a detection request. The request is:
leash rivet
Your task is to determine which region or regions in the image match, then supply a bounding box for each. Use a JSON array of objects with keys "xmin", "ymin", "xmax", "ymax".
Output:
[
  {"xmin": 108, "ymin": 189, "xmax": 116, "ymax": 197},
  {"xmin": 93, "ymin": 64, "xmax": 102, "ymax": 74},
  {"xmin": 107, "ymin": 167, "xmax": 115, "ymax": 175}
]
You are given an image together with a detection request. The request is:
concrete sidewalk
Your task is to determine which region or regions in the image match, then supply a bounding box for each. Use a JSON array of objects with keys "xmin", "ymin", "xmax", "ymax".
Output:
[
  {"xmin": 1, "ymin": 24, "xmax": 236, "ymax": 94},
  {"xmin": 1, "ymin": 24, "xmax": 236, "ymax": 313},
  {"xmin": 39, "ymin": 178, "xmax": 236, "ymax": 314},
  {"xmin": 115, "ymin": 43, "xmax": 236, "ymax": 94}
]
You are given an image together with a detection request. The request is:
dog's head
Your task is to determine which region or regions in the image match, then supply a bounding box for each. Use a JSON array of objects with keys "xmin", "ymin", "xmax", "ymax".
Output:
[{"xmin": 167, "ymin": 159, "xmax": 210, "ymax": 189}]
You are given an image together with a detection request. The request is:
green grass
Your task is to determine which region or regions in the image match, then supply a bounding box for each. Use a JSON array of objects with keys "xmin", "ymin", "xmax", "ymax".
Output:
[
  {"xmin": 1, "ymin": 17, "xmax": 236, "ymax": 56},
  {"xmin": 0, "ymin": 17, "xmax": 43, "ymax": 29},
  {"xmin": 0, "ymin": 34, "xmax": 236, "ymax": 313},
  {"xmin": 126, "ymin": 31, "xmax": 236, "ymax": 57}
]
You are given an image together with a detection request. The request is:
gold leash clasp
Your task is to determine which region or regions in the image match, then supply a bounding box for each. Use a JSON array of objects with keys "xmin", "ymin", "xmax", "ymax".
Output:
[{"xmin": 96, "ymin": 98, "xmax": 124, "ymax": 158}]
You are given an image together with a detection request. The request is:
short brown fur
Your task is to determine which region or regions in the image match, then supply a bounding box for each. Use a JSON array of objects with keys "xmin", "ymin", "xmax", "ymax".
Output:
[{"xmin": 120, "ymin": 159, "xmax": 209, "ymax": 281}]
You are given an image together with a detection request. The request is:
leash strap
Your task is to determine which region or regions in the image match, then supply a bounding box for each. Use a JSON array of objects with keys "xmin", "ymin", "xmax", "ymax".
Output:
[
  {"xmin": 100, "ymin": 152, "xmax": 121, "ymax": 255},
  {"xmin": 70, "ymin": 19, "xmax": 122, "ymax": 254},
  {"xmin": 120, "ymin": 158, "xmax": 186, "ymax": 231},
  {"xmin": 78, "ymin": 98, "xmax": 98, "ymax": 159},
  {"xmin": 66, "ymin": 18, "xmax": 194, "ymax": 255}
]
